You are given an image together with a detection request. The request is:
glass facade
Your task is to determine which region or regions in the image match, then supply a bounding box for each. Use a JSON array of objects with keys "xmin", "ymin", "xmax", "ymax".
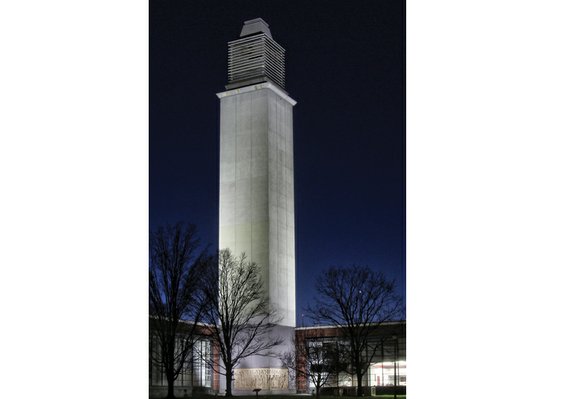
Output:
[
  {"xmin": 150, "ymin": 338, "xmax": 212, "ymax": 388},
  {"xmin": 297, "ymin": 323, "xmax": 406, "ymax": 392},
  {"xmin": 192, "ymin": 340, "xmax": 212, "ymax": 388},
  {"xmin": 369, "ymin": 361, "xmax": 407, "ymax": 386}
]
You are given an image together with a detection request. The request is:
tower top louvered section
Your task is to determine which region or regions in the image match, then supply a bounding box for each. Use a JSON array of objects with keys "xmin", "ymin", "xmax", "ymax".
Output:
[{"xmin": 226, "ymin": 18, "xmax": 286, "ymax": 90}]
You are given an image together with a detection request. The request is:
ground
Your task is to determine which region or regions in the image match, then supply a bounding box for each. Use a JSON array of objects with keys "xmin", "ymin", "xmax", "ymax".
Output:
[{"xmin": 188, "ymin": 396, "xmax": 405, "ymax": 399}]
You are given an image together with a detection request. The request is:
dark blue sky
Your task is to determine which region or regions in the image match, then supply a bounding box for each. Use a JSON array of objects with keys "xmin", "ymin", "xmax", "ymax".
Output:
[{"xmin": 150, "ymin": 0, "xmax": 405, "ymax": 324}]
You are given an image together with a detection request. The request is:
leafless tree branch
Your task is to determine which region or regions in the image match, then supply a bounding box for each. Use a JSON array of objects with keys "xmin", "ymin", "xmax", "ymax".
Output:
[
  {"xmin": 199, "ymin": 249, "xmax": 283, "ymax": 397},
  {"xmin": 306, "ymin": 265, "xmax": 404, "ymax": 397},
  {"xmin": 149, "ymin": 223, "xmax": 212, "ymax": 399}
]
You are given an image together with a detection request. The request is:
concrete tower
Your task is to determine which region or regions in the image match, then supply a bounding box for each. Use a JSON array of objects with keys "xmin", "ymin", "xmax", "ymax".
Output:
[{"xmin": 217, "ymin": 18, "xmax": 296, "ymax": 393}]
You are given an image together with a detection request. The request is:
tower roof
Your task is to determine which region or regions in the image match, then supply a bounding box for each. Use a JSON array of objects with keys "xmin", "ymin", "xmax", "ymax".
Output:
[
  {"xmin": 226, "ymin": 18, "xmax": 285, "ymax": 90},
  {"xmin": 239, "ymin": 18, "xmax": 272, "ymax": 38}
]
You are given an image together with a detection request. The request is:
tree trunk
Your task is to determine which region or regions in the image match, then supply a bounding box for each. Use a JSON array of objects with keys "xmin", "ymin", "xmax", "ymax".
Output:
[
  {"xmin": 356, "ymin": 372, "xmax": 363, "ymax": 397},
  {"xmin": 166, "ymin": 341, "xmax": 176, "ymax": 399},
  {"xmin": 225, "ymin": 365, "xmax": 233, "ymax": 397},
  {"xmin": 166, "ymin": 373, "xmax": 176, "ymax": 399},
  {"xmin": 315, "ymin": 385, "xmax": 320, "ymax": 399}
]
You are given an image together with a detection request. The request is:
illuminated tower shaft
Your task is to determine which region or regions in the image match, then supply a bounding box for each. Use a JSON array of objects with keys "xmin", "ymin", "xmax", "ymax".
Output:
[{"xmin": 217, "ymin": 20, "xmax": 296, "ymax": 394}]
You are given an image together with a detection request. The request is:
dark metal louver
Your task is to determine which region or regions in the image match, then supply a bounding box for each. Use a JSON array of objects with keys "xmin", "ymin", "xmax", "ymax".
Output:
[{"xmin": 226, "ymin": 18, "xmax": 286, "ymax": 90}]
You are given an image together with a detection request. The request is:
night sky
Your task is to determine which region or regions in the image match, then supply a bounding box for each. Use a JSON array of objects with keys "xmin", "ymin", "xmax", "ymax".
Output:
[{"xmin": 150, "ymin": 0, "xmax": 406, "ymax": 324}]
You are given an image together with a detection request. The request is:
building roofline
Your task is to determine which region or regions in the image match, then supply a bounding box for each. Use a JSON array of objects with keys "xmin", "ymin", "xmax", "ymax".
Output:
[
  {"xmin": 148, "ymin": 316, "xmax": 213, "ymax": 328},
  {"xmin": 295, "ymin": 320, "xmax": 406, "ymax": 331},
  {"xmin": 217, "ymin": 82, "xmax": 297, "ymax": 106}
]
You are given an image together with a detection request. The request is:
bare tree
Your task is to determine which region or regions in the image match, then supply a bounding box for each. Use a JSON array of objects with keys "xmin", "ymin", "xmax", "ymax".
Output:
[
  {"xmin": 307, "ymin": 266, "xmax": 403, "ymax": 397},
  {"xmin": 149, "ymin": 223, "xmax": 211, "ymax": 399},
  {"xmin": 281, "ymin": 335, "xmax": 345, "ymax": 399},
  {"xmin": 201, "ymin": 249, "xmax": 282, "ymax": 397}
]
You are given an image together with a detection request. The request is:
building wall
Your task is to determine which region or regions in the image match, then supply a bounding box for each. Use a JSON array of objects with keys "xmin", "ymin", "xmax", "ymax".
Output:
[
  {"xmin": 149, "ymin": 322, "xmax": 406, "ymax": 397},
  {"xmin": 295, "ymin": 323, "xmax": 407, "ymax": 393},
  {"xmin": 218, "ymin": 82, "xmax": 296, "ymax": 328},
  {"xmin": 149, "ymin": 325, "xmax": 220, "ymax": 398}
]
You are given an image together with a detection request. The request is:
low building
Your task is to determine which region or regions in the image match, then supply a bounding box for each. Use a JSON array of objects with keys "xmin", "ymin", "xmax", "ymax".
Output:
[
  {"xmin": 149, "ymin": 320, "xmax": 406, "ymax": 397},
  {"xmin": 149, "ymin": 321, "xmax": 220, "ymax": 398},
  {"xmin": 295, "ymin": 321, "xmax": 406, "ymax": 396}
]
